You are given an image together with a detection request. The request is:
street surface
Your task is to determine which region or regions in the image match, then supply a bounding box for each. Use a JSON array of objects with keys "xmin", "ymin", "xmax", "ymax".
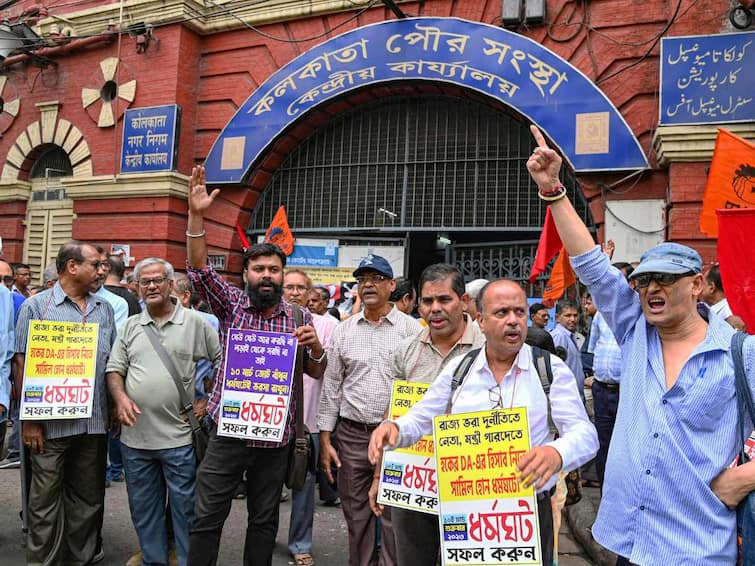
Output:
[{"xmin": 0, "ymin": 468, "xmax": 593, "ymax": 565}]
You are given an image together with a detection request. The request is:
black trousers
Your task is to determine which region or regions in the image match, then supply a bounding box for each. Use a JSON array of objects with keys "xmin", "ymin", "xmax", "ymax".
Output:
[{"xmin": 188, "ymin": 425, "xmax": 291, "ymax": 566}]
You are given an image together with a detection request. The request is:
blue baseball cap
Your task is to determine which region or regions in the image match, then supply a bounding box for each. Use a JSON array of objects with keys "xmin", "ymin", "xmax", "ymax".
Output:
[
  {"xmin": 629, "ymin": 242, "xmax": 703, "ymax": 279},
  {"xmin": 353, "ymin": 254, "xmax": 393, "ymax": 279}
]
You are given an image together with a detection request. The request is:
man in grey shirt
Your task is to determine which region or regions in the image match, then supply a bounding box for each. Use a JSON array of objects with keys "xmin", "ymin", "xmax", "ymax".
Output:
[
  {"xmin": 16, "ymin": 240, "xmax": 116, "ymax": 565},
  {"xmin": 318, "ymin": 255, "xmax": 421, "ymax": 566},
  {"xmin": 370, "ymin": 263, "xmax": 485, "ymax": 566},
  {"xmin": 107, "ymin": 258, "xmax": 221, "ymax": 566}
]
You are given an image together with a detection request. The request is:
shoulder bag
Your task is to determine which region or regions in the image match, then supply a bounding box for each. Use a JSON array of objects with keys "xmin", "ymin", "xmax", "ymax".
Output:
[
  {"xmin": 733, "ymin": 331, "xmax": 755, "ymax": 566},
  {"xmin": 285, "ymin": 305, "xmax": 315, "ymax": 491},
  {"xmin": 143, "ymin": 323, "xmax": 209, "ymax": 463}
]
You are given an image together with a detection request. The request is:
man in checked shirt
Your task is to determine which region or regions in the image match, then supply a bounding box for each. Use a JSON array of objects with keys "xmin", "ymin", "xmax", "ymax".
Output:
[
  {"xmin": 184, "ymin": 166, "xmax": 327, "ymax": 566},
  {"xmin": 318, "ymin": 254, "xmax": 422, "ymax": 566}
]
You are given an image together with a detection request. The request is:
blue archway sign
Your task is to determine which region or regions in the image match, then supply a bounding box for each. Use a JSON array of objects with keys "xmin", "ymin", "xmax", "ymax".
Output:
[{"xmin": 204, "ymin": 17, "xmax": 649, "ymax": 184}]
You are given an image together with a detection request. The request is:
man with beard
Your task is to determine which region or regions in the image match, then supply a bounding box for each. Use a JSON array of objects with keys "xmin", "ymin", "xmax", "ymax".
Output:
[
  {"xmin": 369, "ymin": 263, "xmax": 484, "ymax": 566},
  {"xmin": 184, "ymin": 166, "xmax": 326, "ymax": 566},
  {"xmin": 318, "ymin": 254, "xmax": 421, "ymax": 566}
]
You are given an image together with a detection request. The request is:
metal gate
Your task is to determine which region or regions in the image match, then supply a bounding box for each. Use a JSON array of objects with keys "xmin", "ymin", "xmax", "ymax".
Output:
[{"xmin": 449, "ymin": 240, "xmax": 549, "ymax": 296}]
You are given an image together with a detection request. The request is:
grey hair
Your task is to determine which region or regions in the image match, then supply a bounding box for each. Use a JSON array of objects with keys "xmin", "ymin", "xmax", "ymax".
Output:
[
  {"xmin": 134, "ymin": 257, "xmax": 175, "ymax": 281},
  {"xmin": 42, "ymin": 262, "xmax": 58, "ymax": 284}
]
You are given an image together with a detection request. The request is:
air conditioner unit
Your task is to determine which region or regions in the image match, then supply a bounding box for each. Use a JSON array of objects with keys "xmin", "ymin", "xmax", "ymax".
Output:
[{"xmin": 502, "ymin": 0, "xmax": 523, "ymax": 26}]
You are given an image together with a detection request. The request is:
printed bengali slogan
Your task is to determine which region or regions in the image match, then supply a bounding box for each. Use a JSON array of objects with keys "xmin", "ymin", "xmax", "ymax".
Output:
[
  {"xmin": 217, "ymin": 329, "xmax": 297, "ymax": 442},
  {"xmin": 378, "ymin": 380, "xmax": 439, "ymax": 514},
  {"xmin": 433, "ymin": 407, "xmax": 542, "ymax": 565},
  {"xmin": 21, "ymin": 320, "xmax": 98, "ymax": 420}
]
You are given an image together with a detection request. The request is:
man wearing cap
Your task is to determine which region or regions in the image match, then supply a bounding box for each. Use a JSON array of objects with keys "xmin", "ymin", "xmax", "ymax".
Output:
[
  {"xmin": 318, "ymin": 254, "xmax": 421, "ymax": 566},
  {"xmin": 526, "ymin": 125, "xmax": 755, "ymax": 565}
]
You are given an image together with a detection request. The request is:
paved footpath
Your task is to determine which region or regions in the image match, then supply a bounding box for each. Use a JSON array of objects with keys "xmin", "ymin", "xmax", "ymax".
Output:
[{"xmin": 0, "ymin": 468, "xmax": 593, "ymax": 565}]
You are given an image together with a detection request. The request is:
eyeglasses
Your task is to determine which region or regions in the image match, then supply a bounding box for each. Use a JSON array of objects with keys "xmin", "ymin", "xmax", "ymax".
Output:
[
  {"xmin": 488, "ymin": 384, "xmax": 504, "ymax": 409},
  {"xmin": 2, "ymin": 275, "xmax": 13, "ymax": 284},
  {"xmin": 283, "ymin": 284, "xmax": 308, "ymax": 293},
  {"xmin": 356, "ymin": 274, "xmax": 389, "ymax": 285},
  {"xmin": 77, "ymin": 260, "xmax": 105, "ymax": 270},
  {"xmin": 632, "ymin": 272, "xmax": 694, "ymax": 289},
  {"xmin": 138, "ymin": 277, "xmax": 168, "ymax": 288}
]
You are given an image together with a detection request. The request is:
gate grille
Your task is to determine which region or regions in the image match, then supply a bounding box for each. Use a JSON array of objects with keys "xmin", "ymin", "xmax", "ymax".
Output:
[{"xmin": 249, "ymin": 94, "xmax": 591, "ymax": 233}]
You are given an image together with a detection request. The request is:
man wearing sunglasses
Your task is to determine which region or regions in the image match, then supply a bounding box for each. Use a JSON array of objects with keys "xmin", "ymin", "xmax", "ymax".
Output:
[{"xmin": 526, "ymin": 125, "xmax": 755, "ymax": 566}]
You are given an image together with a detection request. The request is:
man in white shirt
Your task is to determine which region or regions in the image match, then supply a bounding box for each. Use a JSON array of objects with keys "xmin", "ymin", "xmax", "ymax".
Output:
[
  {"xmin": 369, "ymin": 279, "xmax": 597, "ymax": 566},
  {"xmin": 701, "ymin": 263, "xmax": 746, "ymax": 331}
]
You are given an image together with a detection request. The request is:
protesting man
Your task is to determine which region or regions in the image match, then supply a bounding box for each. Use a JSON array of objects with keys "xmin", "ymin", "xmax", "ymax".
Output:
[
  {"xmin": 318, "ymin": 254, "xmax": 421, "ymax": 566},
  {"xmin": 107, "ymin": 258, "xmax": 221, "ymax": 566},
  {"xmin": 371, "ymin": 263, "xmax": 485, "ymax": 566},
  {"xmin": 184, "ymin": 166, "xmax": 326, "ymax": 566},
  {"xmin": 283, "ymin": 269, "xmax": 338, "ymax": 566},
  {"xmin": 16, "ymin": 241, "xmax": 116, "ymax": 564},
  {"xmin": 526, "ymin": 124, "xmax": 755, "ymax": 564},
  {"xmin": 368, "ymin": 278, "xmax": 597, "ymax": 566}
]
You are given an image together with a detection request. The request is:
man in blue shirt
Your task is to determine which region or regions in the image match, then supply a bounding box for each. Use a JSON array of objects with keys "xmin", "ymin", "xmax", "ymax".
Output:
[
  {"xmin": 526, "ymin": 125, "xmax": 755, "ymax": 565},
  {"xmin": 550, "ymin": 299, "xmax": 585, "ymax": 399}
]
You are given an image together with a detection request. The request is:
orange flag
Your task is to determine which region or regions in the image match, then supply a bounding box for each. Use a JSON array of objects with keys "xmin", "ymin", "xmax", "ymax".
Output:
[
  {"xmin": 700, "ymin": 129, "xmax": 755, "ymax": 237},
  {"xmin": 542, "ymin": 247, "xmax": 576, "ymax": 307},
  {"xmin": 264, "ymin": 205, "xmax": 294, "ymax": 255}
]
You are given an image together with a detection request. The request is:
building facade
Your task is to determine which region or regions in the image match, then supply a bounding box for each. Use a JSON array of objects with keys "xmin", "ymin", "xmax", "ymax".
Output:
[{"xmin": 0, "ymin": 0, "xmax": 752, "ymax": 288}]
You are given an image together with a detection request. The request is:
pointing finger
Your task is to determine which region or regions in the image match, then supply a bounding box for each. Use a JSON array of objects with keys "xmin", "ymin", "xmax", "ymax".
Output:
[{"xmin": 530, "ymin": 125, "xmax": 548, "ymax": 149}]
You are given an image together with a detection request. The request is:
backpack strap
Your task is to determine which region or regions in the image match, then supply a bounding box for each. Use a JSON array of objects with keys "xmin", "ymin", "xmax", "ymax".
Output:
[
  {"xmin": 291, "ymin": 305, "xmax": 305, "ymax": 441},
  {"xmin": 446, "ymin": 348, "xmax": 482, "ymax": 414},
  {"xmin": 532, "ymin": 346, "xmax": 557, "ymax": 437}
]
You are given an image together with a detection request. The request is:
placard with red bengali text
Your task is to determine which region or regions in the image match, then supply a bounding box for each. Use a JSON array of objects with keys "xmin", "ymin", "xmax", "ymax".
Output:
[
  {"xmin": 433, "ymin": 407, "xmax": 541, "ymax": 565},
  {"xmin": 378, "ymin": 380, "xmax": 439, "ymax": 514},
  {"xmin": 21, "ymin": 320, "xmax": 98, "ymax": 420},
  {"xmin": 217, "ymin": 329, "xmax": 297, "ymax": 442}
]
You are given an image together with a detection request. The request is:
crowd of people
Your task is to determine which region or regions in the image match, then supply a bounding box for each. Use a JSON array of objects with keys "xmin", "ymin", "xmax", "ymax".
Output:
[{"xmin": 0, "ymin": 129, "xmax": 753, "ymax": 566}]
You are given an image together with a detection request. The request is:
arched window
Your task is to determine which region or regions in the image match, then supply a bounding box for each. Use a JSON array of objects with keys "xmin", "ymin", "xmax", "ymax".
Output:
[{"xmin": 29, "ymin": 145, "xmax": 73, "ymax": 179}]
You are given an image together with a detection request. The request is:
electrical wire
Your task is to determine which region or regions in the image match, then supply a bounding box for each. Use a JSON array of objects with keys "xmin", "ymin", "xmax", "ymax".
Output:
[
  {"xmin": 200, "ymin": 0, "xmax": 380, "ymax": 43},
  {"xmin": 596, "ymin": 0, "xmax": 684, "ymax": 85}
]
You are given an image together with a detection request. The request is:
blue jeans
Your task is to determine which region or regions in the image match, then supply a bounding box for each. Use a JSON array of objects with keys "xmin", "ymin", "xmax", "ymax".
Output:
[
  {"xmin": 121, "ymin": 443, "xmax": 196, "ymax": 566},
  {"xmin": 288, "ymin": 433, "xmax": 319, "ymax": 555},
  {"xmin": 106, "ymin": 428, "xmax": 124, "ymax": 481}
]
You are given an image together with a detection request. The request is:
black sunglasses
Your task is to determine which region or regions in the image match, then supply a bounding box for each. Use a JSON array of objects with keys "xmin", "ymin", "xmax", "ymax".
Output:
[{"xmin": 632, "ymin": 272, "xmax": 695, "ymax": 289}]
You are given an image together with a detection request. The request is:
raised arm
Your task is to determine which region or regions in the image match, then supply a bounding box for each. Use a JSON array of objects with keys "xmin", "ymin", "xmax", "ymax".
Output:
[
  {"xmin": 526, "ymin": 125, "xmax": 595, "ymax": 257},
  {"xmin": 187, "ymin": 166, "xmax": 221, "ymax": 268}
]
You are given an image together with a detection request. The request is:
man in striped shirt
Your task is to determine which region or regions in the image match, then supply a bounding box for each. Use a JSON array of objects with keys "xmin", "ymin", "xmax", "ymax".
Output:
[
  {"xmin": 16, "ymin": 240, "xmax": 116, "ymax": 565},
  {"xmin": 527, "ymin": 125, "xmax": 755, "ymax": 565},
  {"xmin": 318, "ymin": 254, "xmax": 422, "ymax": 566},
  {"xmin": 184, "ymin": 166, "xmax": 326, "ymax": 566}
]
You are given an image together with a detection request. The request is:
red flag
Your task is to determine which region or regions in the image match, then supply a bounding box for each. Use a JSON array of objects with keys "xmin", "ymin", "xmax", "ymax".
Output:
[
  {"xmin": 529, "ymin": 207, "xmax": 562, "ymax": 283},
  {"xmin": 542, "ymin": 247, "xmax": 576, "ymax": 307},
  {"xmin": 235, "ymin": 220, "xmax": 251, "ymax": 251},
  {"xmin": 264, "ymin": 205, "xmax": 294, "ymax": 256},
  {"xmin": 717, "ymin": 208, "xmax": 755, "ymax": 332},
  {"xmin": 700, "ymin": 129, "xmax": 755, "ymax": 237}
]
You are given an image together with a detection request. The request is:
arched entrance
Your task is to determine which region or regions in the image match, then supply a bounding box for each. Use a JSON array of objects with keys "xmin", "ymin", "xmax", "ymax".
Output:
[
  {"xmin": 205, "ymin": 16, "xmax": 647, "ymax": 291},
  {"xmin": 248, "ymin": 90, "xmax": 593, "ymax": 291}
]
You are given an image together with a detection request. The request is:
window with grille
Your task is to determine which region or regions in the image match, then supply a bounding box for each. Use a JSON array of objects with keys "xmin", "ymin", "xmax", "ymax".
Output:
[{"xmin": 249, "ymin": 95, "xmax": 592, "ymax": 234}]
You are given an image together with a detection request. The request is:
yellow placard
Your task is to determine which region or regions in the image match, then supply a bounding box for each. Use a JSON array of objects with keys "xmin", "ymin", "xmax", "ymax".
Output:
[
  {"xmin": 434, "ymin": 407, "xmax": 532, "ymax": 503},
  {"xmin": 390, "ymin": 381, "xmax": 434, "ymax": 457},
  {"xmin": 305, "ymin": 267, "xmax": 355, "ymax": 285},
  {"xmin": 24, "ymin": 320, "xmax": 98, "ymax": 379}
]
